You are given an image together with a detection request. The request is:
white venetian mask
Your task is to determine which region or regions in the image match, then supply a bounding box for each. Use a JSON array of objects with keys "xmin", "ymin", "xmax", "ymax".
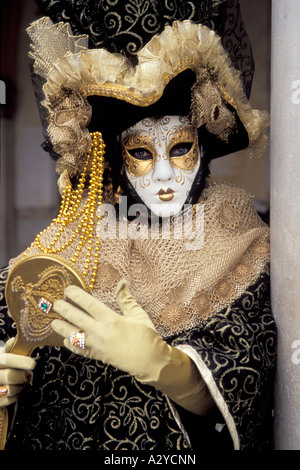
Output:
[{"xmin": 121, "ymin": 115, "xmax": 201, "ymax": 218}]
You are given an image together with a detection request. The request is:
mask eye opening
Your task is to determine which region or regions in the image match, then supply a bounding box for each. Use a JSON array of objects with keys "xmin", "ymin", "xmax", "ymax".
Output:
[
  {"xmin": 169, "ymin": 142, "xmax": 193, "ymax": 158},
  {"xmin": 128, "ymin": 147, "xmax": 153, "ymax": 160}
]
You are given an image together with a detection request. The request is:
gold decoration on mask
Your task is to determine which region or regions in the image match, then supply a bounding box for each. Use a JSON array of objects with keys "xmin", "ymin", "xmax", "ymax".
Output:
[
  {"xmin": 157, "ymin": 188, "xmax": 174, "ymax": 201},
  {"xmin": 122, "ymin": 132, "xmax": 154, "ymax": 177},
  {"xmin": 122, "ymin": 122, "xmax": 200, "ymax": 177},
  {"xmin": 122, "ymin": 149, "xmax": 154, "ymax": 177},
  {"xmin": 25, "ymin": 132, "xmax": 105, "ymax": 290},
  {"xmin": 168, "ymin": 126, "xmax": 200, "ymax": 171}
]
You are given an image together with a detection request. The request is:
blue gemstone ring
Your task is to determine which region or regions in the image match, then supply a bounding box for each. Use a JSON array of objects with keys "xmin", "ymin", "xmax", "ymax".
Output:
[{"xmin": 38, "ymin": 297, "xmax": 53, "ymax": 314}]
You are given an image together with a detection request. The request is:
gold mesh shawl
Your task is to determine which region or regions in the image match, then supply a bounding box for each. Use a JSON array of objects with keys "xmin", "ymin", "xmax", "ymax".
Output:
[{"xmin": 11, "ymin": 180, "xmax": 269, "ymax": 338}]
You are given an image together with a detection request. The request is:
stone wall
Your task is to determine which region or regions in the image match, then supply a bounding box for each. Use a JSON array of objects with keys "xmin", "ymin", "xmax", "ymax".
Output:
[{"xmin": 271, "ymin": 0, "xmax": 300, "ymax": 450}]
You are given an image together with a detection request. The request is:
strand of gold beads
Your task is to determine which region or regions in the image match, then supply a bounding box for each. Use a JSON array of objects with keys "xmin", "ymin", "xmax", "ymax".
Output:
[{"xmin": 26, "ymin": 132, "xmax": 105, "ymax": 290}]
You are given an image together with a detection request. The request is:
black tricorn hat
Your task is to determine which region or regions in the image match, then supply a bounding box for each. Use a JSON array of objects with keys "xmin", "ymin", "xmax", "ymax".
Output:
[
  {"xmin": 87, "ymin": 68, "xmax": 250, "ymax": 162},
  {"xmin": 27, "ymin": 1, "xmax": 268, "ymax": 187},
  {"xmin": 35, "ymin": 0, "xmax": 254, "ymax": 97}
]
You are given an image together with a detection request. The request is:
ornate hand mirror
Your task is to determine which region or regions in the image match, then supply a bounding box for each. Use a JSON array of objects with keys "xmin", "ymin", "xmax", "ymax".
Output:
[
  {"xmin": 5, "ymin": 254, "xmax": 90, "ymax": 355},
  {"xmin": 0, "ymin": 254, "xmax": 90, "ymax": 448}
]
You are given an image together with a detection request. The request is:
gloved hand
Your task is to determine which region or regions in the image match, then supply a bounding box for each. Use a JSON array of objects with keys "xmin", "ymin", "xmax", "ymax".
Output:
[
  {"xmin": 52, "ymin": 279, "xmax": 215, "ymax": 415},
  {"xmin": 0, "ymin": 338, "xmax": 36, "ymax": 407}
]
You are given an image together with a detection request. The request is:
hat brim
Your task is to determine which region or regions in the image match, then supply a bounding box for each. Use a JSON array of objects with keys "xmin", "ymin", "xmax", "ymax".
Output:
[{"xmin": 87, "ymin": 69, "xmax": 249, "ymax": 160}]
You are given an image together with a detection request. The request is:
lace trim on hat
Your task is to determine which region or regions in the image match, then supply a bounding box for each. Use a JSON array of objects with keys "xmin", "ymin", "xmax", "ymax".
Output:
[{"xmin": 27, "ymin": 17, "xmax": 268, "ymax": 174}]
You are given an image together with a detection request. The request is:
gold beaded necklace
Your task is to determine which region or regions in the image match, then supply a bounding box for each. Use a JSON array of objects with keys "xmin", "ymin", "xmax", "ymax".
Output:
[{"xmin": 27, "ymin": 131, "xmax": 105, "ymax": 290}]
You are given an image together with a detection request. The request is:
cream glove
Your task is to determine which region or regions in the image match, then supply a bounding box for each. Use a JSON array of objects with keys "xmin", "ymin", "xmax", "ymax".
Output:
[
  {"xmin": 0, "ymin": 338, "xmax": 36, "ymax": 407},
  {"xmin": 52, "ymin": 279, "xmax": 215, "ymax": 415}
]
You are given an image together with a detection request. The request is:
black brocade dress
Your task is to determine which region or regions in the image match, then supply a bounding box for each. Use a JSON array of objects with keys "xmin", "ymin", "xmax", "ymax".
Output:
[{"xmin": 0, "ymin": 264, "xmax": 276, "ymax": 451}]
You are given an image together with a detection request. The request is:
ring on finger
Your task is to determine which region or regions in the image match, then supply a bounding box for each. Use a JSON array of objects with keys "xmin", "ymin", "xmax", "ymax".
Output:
[
  {"xmin": 0, "ymin": 386, "xmax": 8, "ymax": 397},
  {"xmin": 70, "ymin": 331, "xmax": 85, "ymax": 350}
]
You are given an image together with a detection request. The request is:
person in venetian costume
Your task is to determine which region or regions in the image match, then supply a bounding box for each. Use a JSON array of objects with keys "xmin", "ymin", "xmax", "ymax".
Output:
[{"xmin": 0, "ymin": 0, "xmax": 276, "ymax": 451}]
